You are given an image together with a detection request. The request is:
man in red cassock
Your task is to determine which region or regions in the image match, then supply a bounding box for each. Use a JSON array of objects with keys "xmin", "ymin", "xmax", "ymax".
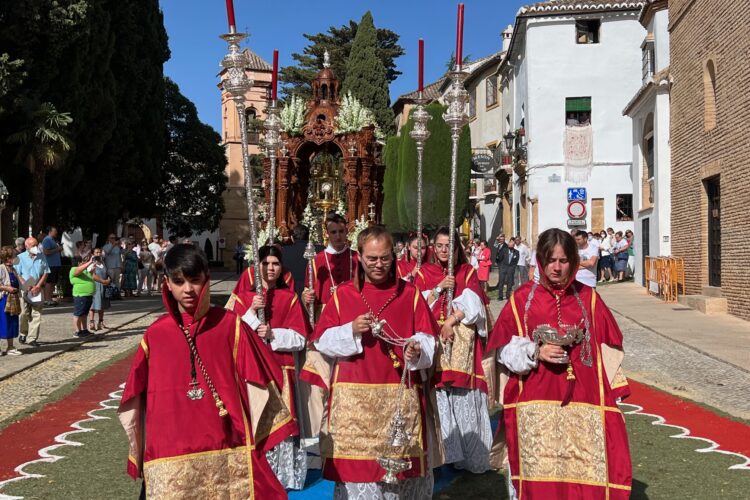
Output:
[
  {"xmin": 298, "ymin": 212, "xmax": 359, "ymax": 440},
  {"xmin": 312, "ymin": 226, "xmax": 440, "ymax": 498},
  {"xmin": 488, "ymin": 228, "xmax": 632, "ymax": 499},
  {"xmin": 118, "ymin": 244, "xmax": 289, "ymax": 499}
]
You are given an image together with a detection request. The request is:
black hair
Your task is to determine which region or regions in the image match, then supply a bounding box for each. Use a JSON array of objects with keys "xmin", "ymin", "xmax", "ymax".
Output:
[
  {"xmin": 258, "ymin": 245, "xmax": 287, "ymax": 288},
  {"xmin": 163, "ymin": 244, "xmax": 209, "ymax": 280},
  {"xmin": 432, "ymin": 226, "xmax": 468, "ymax": 266},
  {"xmin": 292, "ymin": 224, "xmax": 310, "ymax": 241},
  {"xmin": 325, "ymin": 212, "xmax": 347, "ymax": 227},
  {"xmin": 576, "ymin": 230, "xmax": 588, "ymax": 238}
]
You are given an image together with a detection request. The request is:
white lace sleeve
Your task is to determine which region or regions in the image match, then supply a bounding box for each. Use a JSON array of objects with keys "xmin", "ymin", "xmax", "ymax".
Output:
[
  {"xmin": 498, "ymin": 336, "xmax": 538, "ymax": 375},
  {"xmin": 452, "ymin": 288, "xmax": 487, "ymax": 337},
  {"xmin": 314, "ymin": 322, "xmax": 363, "ymax": 358}
]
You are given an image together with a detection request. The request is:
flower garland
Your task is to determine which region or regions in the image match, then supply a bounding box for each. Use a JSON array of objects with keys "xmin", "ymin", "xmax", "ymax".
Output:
[{"xmin": 280, "ymin": 95, "xmax": 306, "ymax": 136}]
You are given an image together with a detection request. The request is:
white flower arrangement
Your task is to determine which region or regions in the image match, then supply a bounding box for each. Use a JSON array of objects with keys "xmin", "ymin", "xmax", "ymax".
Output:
[
  {"xmin": 280, "ymin": 95, "xmax": 306, "ymax": 136},
  {"xmin": 335, "ymin": 91, "xmax": 383, "ymax": 140},
  {"xmin": 302, "ymin": 202, "xmax": 322, "ymax": 244},
  {"xmin": 348, "ymin": 215, "xmax": 370, "ymax": 247},
  {"xmin": 335, "ymin": 198, "xmax": 346, "ymax": 217}
]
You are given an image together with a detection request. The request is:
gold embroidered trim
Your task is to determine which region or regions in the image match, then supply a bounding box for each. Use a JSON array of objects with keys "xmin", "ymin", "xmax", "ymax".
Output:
[
  {"xmin": 144, "ymin": 447, "xmax": 252, "ymax": 499},
  {"xmin": 516, "ymin": 403, "xmax": 607, "ymax": 484},
  {"xmin": 438, "ymin": 323, "xmax": 476, "ymax": 376},
  {"xmin": 504, "ymin": 400, "xmax": 621, "ymax": 413},
  {"xmin": 510, "ymin": 475, "xmax": 631, "ymax": 491},
  {"xmin": 321, "ymin": 382, "xmax": 424, "ymax": 460}
]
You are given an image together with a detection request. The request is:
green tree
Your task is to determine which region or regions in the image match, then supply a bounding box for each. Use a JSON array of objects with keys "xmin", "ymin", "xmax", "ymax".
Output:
[
  {"xmin": 382, "ymin": 103, "xmax": 471, "ymax": 232},
  {"xmin": 279, "ymin": 19, "xmax": 403, "ymax": 102},
  {"xmin": 381, "ymin": 136, "xmax": 401, "ymax": 229},
  {"xmin": 7, "ymin": 102, "xmax": 73, "ymax": 233},
  {"xmin": 157, "ymin": 78, "xmax": 227, "ymax": 237},
  {"xmin": 341, "ymin": 12, "xmax": 394, "ymax": 136}
]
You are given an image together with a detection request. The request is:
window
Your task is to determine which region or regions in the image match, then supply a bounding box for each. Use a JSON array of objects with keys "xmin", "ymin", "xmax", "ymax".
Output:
[
  {"xmin": 245, "ymin": 108, "xmax": 260, "ymax": 145},
  {"xmin": 642, "ymin": 43, "xmax": 655, "ymax": 82},
  {"xmin": 576, "ymin": 19, "xmax": 600, "ymax": 44},
  {"xmin": 486, "ymin": 75, "xmax": 498, "ymax": 108},
  {"xmin": 515, "ymin": 202, "xmax": 521, "ymax": 236},
  {"xmin": 483, "ymin": 177, "xmax": 499, "ymax": 195},
  {"xmin": 565, "ymin": 97, "xmax": 592, "ymax": 125},
  {"xmin": 468, "ymin": 88, "xmax": 476, "ymax": 118},
  {"xmin": 704, "ymin": 59, "xmax": 717, "ymax": 130},
  {"xmin": 616, "ymin": 194, "xmax": 633, "ymax": 221}
]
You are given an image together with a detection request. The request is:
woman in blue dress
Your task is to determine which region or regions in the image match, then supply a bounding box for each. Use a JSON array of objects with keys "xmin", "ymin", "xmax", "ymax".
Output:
[
  {"xmin": 0, "ymin": 246, "xmax": 21, "ymax": 355},
  {"xmin": 121, "ymin": 242, "xmax": 139, "ymax": 297}
]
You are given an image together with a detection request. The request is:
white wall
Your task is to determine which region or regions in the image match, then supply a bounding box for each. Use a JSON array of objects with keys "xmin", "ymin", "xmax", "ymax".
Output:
[
  {"xmin": 519, "ymin": 13, "xmax": 644, "ymax": 234},
  {"xmin": 653, "ymin": 9, "xmax": 670, "ymax": 72}
]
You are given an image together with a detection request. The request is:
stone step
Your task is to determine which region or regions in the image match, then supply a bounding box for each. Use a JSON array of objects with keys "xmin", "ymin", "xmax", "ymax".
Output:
[
  {"xmin": 702, "ymin": 286, "xmax": 723, "ymax": 298},
  {"xmin": 678, "ymin": 294, "xmax": 728, "ymax": 315}
]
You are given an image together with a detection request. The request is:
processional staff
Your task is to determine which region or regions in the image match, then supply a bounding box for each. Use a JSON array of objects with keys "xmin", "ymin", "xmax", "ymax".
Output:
[
  {"xmin": 409, "ymin": 38, "xmax": 431, "ymax": 270},
  {"xmin": 442, "ymin": 3, "xmax": 469, "ymax": 357},
  {"xmin": 265, "ymin": 49, "xmax": 282, "ymax": 244},
  {"xmin": 220, "ymin": 7, "xmax": 266, "ymax": 324}
]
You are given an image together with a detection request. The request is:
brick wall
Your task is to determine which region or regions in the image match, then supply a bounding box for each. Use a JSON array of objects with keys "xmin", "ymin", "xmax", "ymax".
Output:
[{"xmin": 670, "ymin": 0, "xmax": 750, "ymax": 320}]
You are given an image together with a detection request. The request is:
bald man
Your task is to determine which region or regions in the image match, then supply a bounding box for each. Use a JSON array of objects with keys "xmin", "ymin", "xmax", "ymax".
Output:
[{"xmin": 14, "ymin": 238, "xmax": 49, "ymax": 346}]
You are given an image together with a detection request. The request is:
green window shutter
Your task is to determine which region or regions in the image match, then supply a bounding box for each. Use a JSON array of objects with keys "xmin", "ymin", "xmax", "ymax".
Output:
[{"xmin": 566, "ymin": 97, "xmax": 591, "ymax": 112}]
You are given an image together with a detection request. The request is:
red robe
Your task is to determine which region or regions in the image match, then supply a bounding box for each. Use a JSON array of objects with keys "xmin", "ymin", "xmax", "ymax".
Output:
[
  {"xmin": 396, "ymin": 259, "xmax": 430, "ymax": 291},
  {"xmin": 232, "ymin": 286, "xmax": 310, "ymax": 436},
  {"xmin": 312, "ymin": 280, "xmax": 439, "ymax": 483},
  {"xmin": 422, "ymin": 262, "xmax": 490, "ymax": 393},
  {"xmin": 488, "ymin": 279, "xmax": 632, "ymax": 499},
  {"xmin": 227, "ymin": 266, "xmax": 294, "ymax": 309},
  {"xmin": 299, "ymin": 247, "xmax": 359, "ymax": 389},
  {"xmin": 118, "ymin": 283, "xmax": 289, "ymax": 499}
]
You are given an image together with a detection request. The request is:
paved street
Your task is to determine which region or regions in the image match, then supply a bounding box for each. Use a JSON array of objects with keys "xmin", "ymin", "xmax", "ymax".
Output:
[{"xmin": 0, "ymin": 273, "xmax": 237, "ymax": 424}]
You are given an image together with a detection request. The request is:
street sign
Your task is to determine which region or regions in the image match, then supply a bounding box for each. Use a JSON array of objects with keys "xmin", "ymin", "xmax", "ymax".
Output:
[
  {"xmin": 567, "ymin": 219, "xmax": 586, "ymax": 227},
  {"xmin": 567, "ymin": 200, "xmax": 587, "ymax": 219},
  {"xmin": 471, "ymin": 153, "xmax": 495, "ymax": 173},
  {"xmin": 567, "ymin": 187, "xmax": 587, "ymax": 201}
]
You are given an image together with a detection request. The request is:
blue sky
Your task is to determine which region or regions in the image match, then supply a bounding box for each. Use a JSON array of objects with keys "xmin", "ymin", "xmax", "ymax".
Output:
[{"xmin": 160, "ymin": 0, "xmax": 529, "ymax": 132}]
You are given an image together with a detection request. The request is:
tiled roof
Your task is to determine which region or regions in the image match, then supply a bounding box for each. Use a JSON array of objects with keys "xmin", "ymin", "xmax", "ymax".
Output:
[
  {"xmin": 518, "ymin": 0, "xmax": 645, "ymax": 16},
  {"xmin": 397, "ymin": 76, "xmax": 447, "ymax": 102},
  {"xmin": 243, "ymin": 48, "xmax": 272, "ymax": 72}
]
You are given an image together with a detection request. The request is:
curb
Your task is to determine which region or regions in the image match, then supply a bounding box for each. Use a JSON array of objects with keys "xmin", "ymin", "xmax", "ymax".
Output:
[{"xmin": 607, "ymin": 304, "xmax": 750, "ymax": 376}]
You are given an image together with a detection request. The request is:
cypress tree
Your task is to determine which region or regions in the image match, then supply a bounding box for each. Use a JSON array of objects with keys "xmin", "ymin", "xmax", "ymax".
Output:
[
  {"xmin": 389, "ymin": 102, "xmax": 471, "ymax": 232},
  {"xmin": 341, "ymin": 12, "xmax": 394, "ymax": 136},
  {"xmin": 381, "ymin": 136, "xmax": 401, "ymax": 229}
]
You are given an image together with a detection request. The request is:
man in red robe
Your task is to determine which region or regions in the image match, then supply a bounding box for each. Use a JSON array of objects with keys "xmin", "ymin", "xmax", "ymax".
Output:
[
  {"xmin": 312, "ymin": 226, "xmax": 440, "ymax": 497},
  {"xmin": 118, "ymin": 245, "xmax": 289, "ymax": 499},
  {"xmin": 299, "ymin": 212, "xmax": 359, "ymax": 440},
  {"xmin": 488, "ymin": 228, "xmax": 631, "ymax": 499}
]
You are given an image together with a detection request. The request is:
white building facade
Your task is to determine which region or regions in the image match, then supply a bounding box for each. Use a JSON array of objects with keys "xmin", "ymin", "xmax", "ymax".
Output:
[
  {"xmin": 499, "ymin": 1, "xmax": 645, "ymax": 244},
  {"xmin": 623, "ymin": 0, "xmax": 670, "ymax": 285}
]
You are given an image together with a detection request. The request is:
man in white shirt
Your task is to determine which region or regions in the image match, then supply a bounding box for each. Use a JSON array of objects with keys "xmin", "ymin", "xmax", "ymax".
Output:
[
  {"xmin": 574, "ymin": 230, "xmax": 599, "ymax": 288},
  {"xmin": 514, "ymin": 236, "xmax": 531, "ymax": 287}
]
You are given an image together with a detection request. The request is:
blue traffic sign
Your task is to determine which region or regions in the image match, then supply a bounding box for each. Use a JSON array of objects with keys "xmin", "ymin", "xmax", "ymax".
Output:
[{"xmin": 567, "ymin": 187, "xmax": 587, "ymax": 201}]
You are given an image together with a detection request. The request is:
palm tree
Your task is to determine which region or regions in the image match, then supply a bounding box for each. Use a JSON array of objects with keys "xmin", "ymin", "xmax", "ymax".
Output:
[{"xmin": 8, "ymin": 102, "xmax": 73, "ymax": 233}]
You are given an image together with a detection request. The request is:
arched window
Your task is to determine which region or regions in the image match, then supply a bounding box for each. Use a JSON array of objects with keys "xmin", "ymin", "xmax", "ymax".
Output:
[
  {"xmin": 704, "ymin": 60, "xmax": 717, "ymax": 130},
  {"xmin": 321, "ymin": 84, "xmax": 328, "ymax": 101}
]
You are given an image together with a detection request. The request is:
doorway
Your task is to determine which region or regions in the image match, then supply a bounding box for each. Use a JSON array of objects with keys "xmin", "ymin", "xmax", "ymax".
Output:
[{"xmin": 705, "ymin": 176, "xmax": 721, "ymax": 287}]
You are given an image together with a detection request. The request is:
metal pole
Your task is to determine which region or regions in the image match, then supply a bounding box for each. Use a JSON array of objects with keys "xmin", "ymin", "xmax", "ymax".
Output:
[
  {"xmin": 264, "ymin": 100, "xmax": 281, "ymax": 243},
  {"xmin": 442, "ymin": 69, "xmax": 470, "ymax": 314},
  {"xmin": 409, "ymin": 93, "xmax": 431, "ymax": 269},
  {"xmin": 220, "ymin": 30, "xmax": 265, "ymax": 324}
]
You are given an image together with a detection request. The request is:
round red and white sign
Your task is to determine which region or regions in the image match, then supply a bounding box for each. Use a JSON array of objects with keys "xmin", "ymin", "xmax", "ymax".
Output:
[{"xmin": 567, "ymin": 200, "xmax": 586, "ymax": 219}]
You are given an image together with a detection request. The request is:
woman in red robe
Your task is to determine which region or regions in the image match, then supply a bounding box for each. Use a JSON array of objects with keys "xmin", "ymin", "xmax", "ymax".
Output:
[
  {"xmin": 225, "ymin": 261, "xmax": 294, "ymax": 310},
  {"xmin": 231, "ymin": 245, "xmax": 311, "ymax": 490},
  {"xmin": 488, "ymin": 228, "xmax": 631, "ymax": 499},
  {"xmin": 118, "ymin": 244, "xmax": 288, "ymax": 499},
  {"xmin": 420, "ymin": 227, "xmax": 492, "ymax": 473},
  {"xmin": 396, "ymin": 232, "xmax": 430, "ymax": 291},
  {"xmin": 312, "ymin": 226, "xmax": 440, "ymax": 497}
]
